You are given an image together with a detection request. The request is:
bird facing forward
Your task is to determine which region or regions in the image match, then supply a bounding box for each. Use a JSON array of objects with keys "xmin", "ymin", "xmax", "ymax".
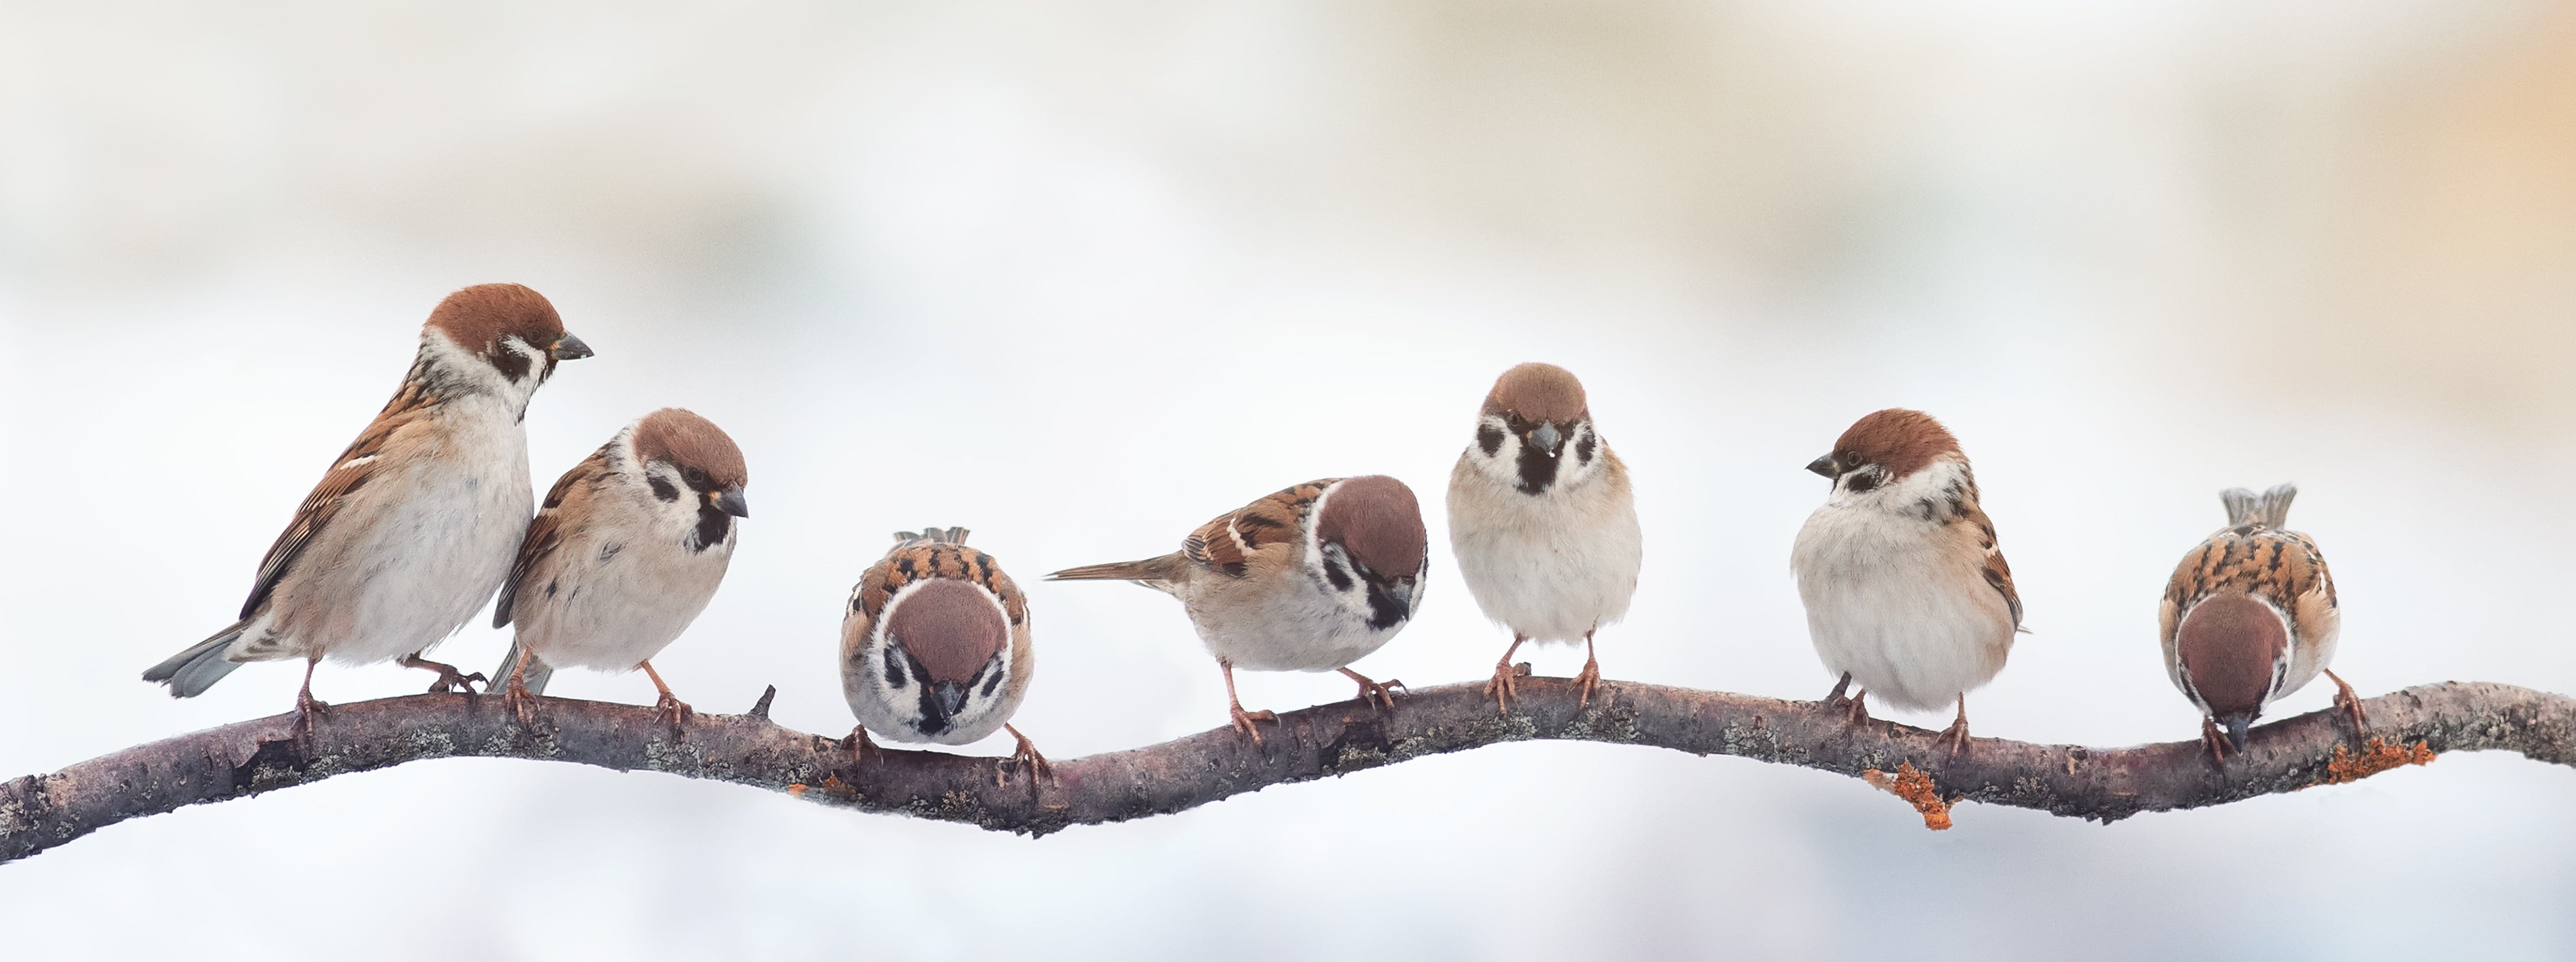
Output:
[
  {"xmin": 2159, "ymin": 483, "xmax": 2359, "ymax": 760},
  {"xmin": 1791, "ymin": 409, "xmax": 2021, "ymax": 757},
  {"xmin": 1049, "ymin": 476, "xmax": 1428, "ymax": 746},
  {"xmin": 143, "ymin": 283, "xmax": 593, "ymax": 730},
  {"xmin": 1446, "ymin": 363, "xmax": 1642, "ymax": 713},
  {"xmin": 491, "ymin": 408, "xmax": 750, "ymax": 726},
  {"xmin": 842, "ymin": 528, "xmax": 1048, "ymax": 780}
]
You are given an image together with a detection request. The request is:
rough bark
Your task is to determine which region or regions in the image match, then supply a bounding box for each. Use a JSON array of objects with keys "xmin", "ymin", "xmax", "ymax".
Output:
[{"xmin": 5, "ymin": 677, "xmax": 2570, "ymax": 863}]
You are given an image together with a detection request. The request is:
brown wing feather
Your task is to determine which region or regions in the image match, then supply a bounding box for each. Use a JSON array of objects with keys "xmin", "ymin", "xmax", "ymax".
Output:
[
  {"xmin": 2161, "ymin": 527, "xmax": 2333, "ymax": 645},
  {"xmin": 1179, "ymin": 479, "xmax": 1334, "ymax": 578},
  {"xmin": 1958, "ymin": 499, "xmax": 2023, "ymax": 630},
  {"xmin": 494, "ymin": 446, "xmax": 614, "ymax": 628}
]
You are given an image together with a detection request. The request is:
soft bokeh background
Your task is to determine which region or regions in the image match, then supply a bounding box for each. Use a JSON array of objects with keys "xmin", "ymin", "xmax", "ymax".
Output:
[{"xmin": 5, "ymin": 1, "xmax": 2574, "ymax": 958}]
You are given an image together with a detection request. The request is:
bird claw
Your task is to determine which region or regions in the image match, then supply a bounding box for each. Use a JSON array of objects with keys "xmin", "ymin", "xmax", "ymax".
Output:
[
  {"xmin": 1484, "ymin": 660, "xmax": 1521, "ymax": 715},
  {"xmin": 844, "ymin": 727, "xmax": 880, "ymax": 766},
  {"xmin": 1230, "ymin": 705, "xmax": 1278, "ymax": 746},
  {"xmin": 1341, "ymin": 669, "xmax": 1404, "ymax": 711},
  {"xmin": 1822, "ymin": 676, "xmax": 1872, "ymax": 726},
  {"xmin": 1573, "ymin": 659, "xmax": 1602, "ymax": 711},
  {"xmin": 1935, "ymin": 717, "xmax": 1973, "ymax": 759},
  {"xmin": 500, "ymin": 677, "xmax": 540, "ymax": 730},
  {"xmin": 2200, "ymin": 716, "xmax": 2234, "ymax": 767},
  {"xmin": 1005, "ymin": 725, "xmax": 1053, "ymax": 787},
  {"xmin": 653, "ymin": 693, "xmax": 696, "ymax": 730},
  {"xmin": 2326, "ymin": 669, "xmax": 2370, "ymax": 738}
]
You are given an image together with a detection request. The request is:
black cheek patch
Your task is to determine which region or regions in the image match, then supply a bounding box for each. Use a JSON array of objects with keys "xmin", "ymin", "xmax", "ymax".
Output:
[
  {"xmin": 982, "ymin": 668, "xmax": 1003, "ymax": 697},
  {"xmin": 882, "ymin": 645, "xmax": 908, "ymax": 688},
  {"xmin": 490, "ymin": 347, "xmax": 532, "ymax": 382},
  {"xmin": 1845, "ymin": 471, "xmax": 1879, "ymax": 494},
  {"xmin": 648, "ymin": 476, "xmax": 680, "ymax": 502},
  {"xmin": 1477, "ymin": 425, "xmax": 1504, "ymax": 456},
  {"xmin": 1322, "ymin": 557, "xmax": 1353, "ymax": 591},
  {"xmin": 1574, "ymin": 432, "xmax": 1596, "ymax": 465}
]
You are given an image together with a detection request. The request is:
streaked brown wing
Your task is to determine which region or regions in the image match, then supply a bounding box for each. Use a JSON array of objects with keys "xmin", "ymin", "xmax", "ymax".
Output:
[
  {"xmin": 493, "ymin": 446, "xmax": 613, "ymax": 628},
  {"xmin": 1180, "ymin": 480, "xmax": 1333, "ymax": 578}
]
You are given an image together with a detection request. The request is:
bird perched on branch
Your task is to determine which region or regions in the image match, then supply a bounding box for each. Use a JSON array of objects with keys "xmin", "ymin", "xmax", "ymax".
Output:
[
  {"xmin": 1447, "ymin": 363, "xmax": 1641, "ymax": 713},
  {"xmin": 1792, "ymin": 408, "xmax": 2021, "ymax": 757},
  {"xmin": 1049, "ymin": 476, "xmax": 1428, "ymax": 746},
  {"xmin": 143, "ymin": 284, "xmax": 592, "ymax": 734},
  {"xmin": 2159, "ymin": 483, "xmax": 2358, "ymax": 761},
  {"xmin": 490, "ymin": 408, "xmax": 749, "ymax": 727},
  {"xmin": 842, "ymin": 528, "xmax": 1048, "ymax": 780}
]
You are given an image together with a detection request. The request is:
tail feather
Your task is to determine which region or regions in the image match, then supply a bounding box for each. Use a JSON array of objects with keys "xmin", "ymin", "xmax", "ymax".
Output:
[
  {"xmin": 2219, "ymin": 483, "xmax": 2298, "ymax": 528},
  {"xmin": 1046, "ymin": 554, "xmax": 1189, "ymax": 583},
  {"xmin": 142, "ymin": 621, "xmax": 249, "ymax": 698},
  {"xmin": 893, "ymin": 527, "xmax": 969, "ymax": 548},
  {"xmin": 492, "ymin": 638, "xmax": 556, "ymax": 697}
]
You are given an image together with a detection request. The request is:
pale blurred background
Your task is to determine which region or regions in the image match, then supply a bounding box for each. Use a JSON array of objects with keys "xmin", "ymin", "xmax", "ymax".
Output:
[{"xmin": 3, "ymin": 1, "xmax": 2574, "ymax": 958}]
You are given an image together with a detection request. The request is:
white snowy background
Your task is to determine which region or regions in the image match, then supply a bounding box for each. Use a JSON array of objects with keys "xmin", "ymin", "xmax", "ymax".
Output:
[{"xmin": 3, "ymin": 2, "xmax": 2572, "ymax": 958}]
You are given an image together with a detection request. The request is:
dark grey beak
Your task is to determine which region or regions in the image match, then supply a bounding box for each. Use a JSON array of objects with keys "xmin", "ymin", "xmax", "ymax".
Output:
[
  {"xmin": 1806, "ymin": 454, "xmax": 1841, "ymax": 479},
  {"xmin": 1529, "ymin": 422, "xmax": 1563, "ymax": 458},
  {"xmin": 917, "ymin": 681, "xmax": 966, "ymax": 736},
  {"xmin": 549, "ymin": 333, "xmax": 594, "ymax": 361},
  {"xmin": 2222, "ymin": 713, "xmax": 2253, "ymax": 751},
  {"xmin": 713, "ymin": 488, "xmax": 750, "ymax": 518}
]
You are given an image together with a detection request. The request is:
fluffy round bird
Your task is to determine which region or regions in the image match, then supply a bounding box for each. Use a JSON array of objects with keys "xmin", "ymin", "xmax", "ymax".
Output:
[
  {"xmin": 1791, "ymin": 408, "xmax": 2022, "ymax": 756},
  {"xmin": 2158, "ymin": 483, "xmax": 2360, "ymax": 760},
  {"xmin": 143, "ymin": 283, "xmax": 593, "ymax": 731},
  {"xmin": 490, "ymin": 408, "xmax": 750, "ymax": 726},
  {"xmin": 1049, "ymin": 476, "xmax": 1429, "ymax": 746},
  {"xmin": 841, "ymin": 528, "xmax": 1048, "ymax": 779},
  {"xmin": 1447, "ymin": 363, "xmax": 1642, "ymax": 713}
]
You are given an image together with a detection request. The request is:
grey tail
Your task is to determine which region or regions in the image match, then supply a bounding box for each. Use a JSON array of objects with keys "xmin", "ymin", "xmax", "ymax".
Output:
[
  {"xmin": 2219, "ymin": 483, "xmax": 2298, "ymax": 528},
  {"xmin": 1046, "ymin": 554, "xmax": 1189, "ymax": 583},
  {"xmin": 142, "ymin": 621, "xmax": 249, "ymax": 698},
  {"xmin": 493, "ymin": 638, "xmax": 556, "ymax": 697},
  {"xmin": 894, "ymin": 527, "xmax": 970, "ymax": 547}
]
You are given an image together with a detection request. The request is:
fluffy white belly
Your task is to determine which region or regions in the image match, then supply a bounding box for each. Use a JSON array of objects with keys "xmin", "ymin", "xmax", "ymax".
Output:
[
  {"xmin": 1793, "ymin": 507, "xmax": 2011, "ymax": 711},
  {"xmin": 523, "ymin": 541, "xmax": 731, "ymax": 671},
  {"xmin": 1448, "ymin": 466, "xmax": 1642, "ymax": 645},
  {"xmin": 243, "ymin": 411, "xmax": 531, "ymax": 666},
  {"xmin": 1181, "ymin": 576, "xmax": 1394, "ymax": 672}
]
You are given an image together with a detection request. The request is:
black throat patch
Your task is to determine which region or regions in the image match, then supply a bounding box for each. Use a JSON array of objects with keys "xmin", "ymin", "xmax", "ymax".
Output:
[{"xmin": 1513, "ymin": 436, "xmax": 1561, "ymax": 495}]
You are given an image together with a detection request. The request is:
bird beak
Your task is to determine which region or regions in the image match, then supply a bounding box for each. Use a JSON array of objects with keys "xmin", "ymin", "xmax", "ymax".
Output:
[
  {"xmin": 713, "ymin": 487, "xmax": 750, "ymax": 518},
  {"xmin": 1528, "ymin": 422, "xmax": 1563, "ymax": 458},
  {"xmin": 2222, "ymin": 713, "xmax": 2253, "ymax": 751},
  {"xmin": 1805, "ymin": 454, "xmax": 1842, "ymax": 479},
  {"xmin": 549, "ymin": 333, "xmax": 594, "ymax": 361}
]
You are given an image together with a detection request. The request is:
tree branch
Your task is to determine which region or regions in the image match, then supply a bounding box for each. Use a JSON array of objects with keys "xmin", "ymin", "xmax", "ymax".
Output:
[{"xmin": 5, "ymin": 677, "xmax": 2571, "ymax": 863}]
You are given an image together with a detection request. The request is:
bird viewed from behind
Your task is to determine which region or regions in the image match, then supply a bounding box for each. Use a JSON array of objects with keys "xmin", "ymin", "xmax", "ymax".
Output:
[{"xmin": 2158, "ymin": 483, "xmax": 2359, "ymax": 760}]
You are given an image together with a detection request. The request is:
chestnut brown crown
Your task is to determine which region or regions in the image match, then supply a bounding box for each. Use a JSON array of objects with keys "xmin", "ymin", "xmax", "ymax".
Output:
[
  {"xmin": 633, "ymin": 408, "xmax": 749, "ymax": 492},
  {"xmin": 1315, "ymin": 475, "xmax": 1427, "ymax": 581},
  {"xmin": 1810, "ymin": 408, "xmax": 1964, "ymax": 482},
  {"xmin": 1480, "ymin": 362, "xmax": 1589, "ymax": 424}
]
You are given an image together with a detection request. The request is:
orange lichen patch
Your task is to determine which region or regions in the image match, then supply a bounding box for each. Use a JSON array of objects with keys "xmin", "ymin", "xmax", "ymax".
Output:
[
  {"xmin": 787, "ymin": 783, "xmax": 808, "ymax": 798},
  {"xmin": 821, "ymin": 773, "xmax": 857, "ymax": 796},
  {"xmin": 1862, "ymin": 761, "xmax": 1953, "ymax": 831},
  {"xmin": 2317, "ymin": 738, "xmax": 2437, "ymax": 786}
]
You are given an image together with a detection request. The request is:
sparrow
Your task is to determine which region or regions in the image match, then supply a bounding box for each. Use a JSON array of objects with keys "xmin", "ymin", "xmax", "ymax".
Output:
[
  {"xmin": 2159, "ymin": 483, "xmax": 2360, "ymax": 760},
  {"xmin": 1049, "ymin": 476, "xmax": 1428, "ymax": 746},
  {"xmin": 490, "ymin": 408, "xmax": 750, "ymax": 727},
  {"xmin": 1446, "ymin": 363, "xmax": 1641, "ymax": 713},
  {"xmin": 143, "ymin": 283, "xmax": 592, "ymax": 730},
  {"xmin": 841, "ymin": 528, "xmax": 1048, "ymax": 780},
  {"xmin": 1792, "ymin": 408, "xmax": 2021, "ymax": 757}
]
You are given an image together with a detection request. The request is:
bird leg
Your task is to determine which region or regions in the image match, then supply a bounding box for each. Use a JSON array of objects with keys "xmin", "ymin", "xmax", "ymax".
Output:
[
  {"xmin": 1339, "ymin": 667, "xmax": 1404, "ymax": 711},
  {"xmin": 1934, "ymin": 695, "xmax": 1974, "ymax": 758},
  {"xmin": 397, "ymin": 652, "xmax": 485, "ymax": 695},
  {"xmin": 1822, "ymin": 673, "xmax": 1872, "ymax": 725},
  {"xmin": 640, "ymin": 661, "xmax": 694, "ymax": 728},
  {"xmin": 1484, "ymin": 635, "xmax": 1528, "ymax": 715},
  {"xmin": 1004, "ymin": 723, "xmax": 1053, "ymax": 786},
  {"xmin": 498, "ymin": 648, "xmax": 539, "ymax": 729},
  {"xmin": 843, "ymin": 726, "xmax": 880, "ymax": 766},
  {"xmin": 1220, "ymin": 660, "xmax": 1277, "ymax": 746},
  {"xmin": 1573, "ymin": 631, "xmax": 1603, "ymax": 710},
  {"xmin": 2324, "ymin": 668, "xmax": 2370, "ymax": 738},
  {"xmin": 292, "ymin": 656, "xmax": 329, "ymax": 752},
  {"xmin": 2199, "ymin": 715, "xmax": 2235, "ymax": 766}
]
